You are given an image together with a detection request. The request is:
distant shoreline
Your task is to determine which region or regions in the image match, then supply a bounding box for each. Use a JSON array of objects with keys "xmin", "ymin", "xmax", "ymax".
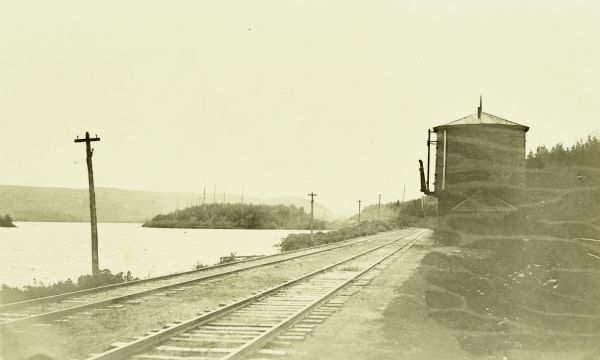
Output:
[
  {"xmin": 8, "ymin": 220, "xmax": 142, "ymax": 224},
  {"xmin": 0, "ymin": 184, "xmax": 340, "ymax": 223}
]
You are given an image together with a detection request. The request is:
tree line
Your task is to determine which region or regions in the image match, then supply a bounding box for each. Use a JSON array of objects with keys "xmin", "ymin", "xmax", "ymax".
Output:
[{"xmin": 526, "ymin": 135, "xmax": 600, "ymax": 169}]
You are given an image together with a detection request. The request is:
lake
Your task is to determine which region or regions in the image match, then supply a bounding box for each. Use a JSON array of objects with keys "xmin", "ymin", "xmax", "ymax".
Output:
[{"xmin": 0, "ymin": 222, "xmax": 309, "ymax": 288}]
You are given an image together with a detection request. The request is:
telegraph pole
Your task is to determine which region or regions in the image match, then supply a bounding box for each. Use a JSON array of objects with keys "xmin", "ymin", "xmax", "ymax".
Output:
[
  {"xmin": 377, "ymin": 194, "xmax": 381, "ymax": 221},
  {"xmin": 358, "ymin": 200, "xmax": 362, "ymax": 225},
  {"xmin": 203, "ymin": 187, "xmax": 206, "ymax": 205},
  {"xmin": 74, "ymin": 132, "xmax": 101, "ymax": 278},
  {"xmin": 308, "ymin": 192, "xmax": 317, "ymax": 243}
]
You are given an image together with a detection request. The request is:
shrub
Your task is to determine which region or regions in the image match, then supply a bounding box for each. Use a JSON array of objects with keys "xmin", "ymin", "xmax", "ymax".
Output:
[
  {"xmin": 280, "ymin": 221, "xmax": 396, "ymax": 251},
  {"xmin": 0, "ymin": 269, "xmax": 138, "ymax": 304}
]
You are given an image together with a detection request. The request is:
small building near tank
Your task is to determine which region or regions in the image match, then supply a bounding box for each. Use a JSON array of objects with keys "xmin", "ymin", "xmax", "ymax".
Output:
[{"xmin": 419, "ymin": 98, "xmax": 529, "ymax": 215}]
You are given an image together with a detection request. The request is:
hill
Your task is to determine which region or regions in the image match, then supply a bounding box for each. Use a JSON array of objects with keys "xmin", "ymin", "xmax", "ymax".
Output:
[{"xmin": 0, "ymin": 185, "xmax": 338, "ymax": 223}]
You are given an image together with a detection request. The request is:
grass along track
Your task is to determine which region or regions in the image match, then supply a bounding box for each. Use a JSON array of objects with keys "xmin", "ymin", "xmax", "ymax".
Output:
[
  {"xmin": 0, "ymin": 230, "xmax": 396, "ymax": 329},
  {"xmin": 83, "ymin": 229, "xmax": 428, "ymax": 360}
]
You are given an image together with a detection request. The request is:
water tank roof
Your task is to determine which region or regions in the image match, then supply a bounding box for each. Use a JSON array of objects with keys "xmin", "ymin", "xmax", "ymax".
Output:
[{"xmin": 433, "ymin": 111, "xmax": 529, "ymax": 132}]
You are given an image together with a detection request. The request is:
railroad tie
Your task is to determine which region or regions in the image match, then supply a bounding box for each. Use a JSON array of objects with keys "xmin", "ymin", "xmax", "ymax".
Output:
[
  {"xmin": 265, "ymin": 340, "xmax": 292, "ymax": 348},
  {"xmin": 289, "ymin": 327, "xmax": 312, "ymax": 333},
  {"xmin": 257, "ymin": 348, "xmax": 287, "ymax": 356},
  {"xmin": 132, "ymin": 355, "xmax": 214, "ymax": 359},
  {"xmin": 170, "ymin": 337, "xmax": 247, "ymax": 344},
  {"xmin": 155, "ymin": 345, "xmax": 233, "ymax": 353},
  {"xmin": 180, "ymin": 333, "xmax": 256, "ymax": 339},
  {"xmin": 293, "ymin": 323, "xmax": 316, "ymax": 328},
  {"xmin": 284, "ymin": 331, "xmax": 309, "ymax": 337},
  {"xmin": 277, "ymin": 335, "xmax": 305, "ymax": 341}
]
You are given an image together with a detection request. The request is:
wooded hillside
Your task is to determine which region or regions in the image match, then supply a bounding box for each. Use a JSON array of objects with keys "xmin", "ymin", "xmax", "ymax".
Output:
[{"xmin": 143, "ymin": 203, "xmax": 329, "ymax": 230}]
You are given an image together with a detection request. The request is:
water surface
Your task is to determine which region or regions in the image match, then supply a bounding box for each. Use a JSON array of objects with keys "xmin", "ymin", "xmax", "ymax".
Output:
[{"xmin": 0, "ymin": 222, "xmax": 308, "ymax": 287}]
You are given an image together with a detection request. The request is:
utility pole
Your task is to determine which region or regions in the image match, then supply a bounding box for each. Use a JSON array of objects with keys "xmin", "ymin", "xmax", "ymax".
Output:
[
  {"xmin": 213, "ymin": 183, "xmax": 216, "ymax": 204},
  {"xmin": 203, "ymin": 187, "xmax": 206, "ymax": 205},
  {"xmin": 74, "ymin": 132, "xmax": 101, "ymax": 278},
  {"xmin": 377, "ymin": 194, "xmax": 381, "ymax": 221},
  {"xmin": 358, "ymin": 200, "xmax": 362, "ymax": 225},
  {"xmin": 223, "ymin": 190, "xmax": 226, "ymax": 204},
  {"xmin": 402, "ymin": 184, "xmax": 406, "ymax": 202},
  {"xmin": 241, "ymin": 187, "xmax": 244, "ymax": 204},
  {"xmin": 308, "ymin": 192, "xmax": 317, "ymax": 243}
]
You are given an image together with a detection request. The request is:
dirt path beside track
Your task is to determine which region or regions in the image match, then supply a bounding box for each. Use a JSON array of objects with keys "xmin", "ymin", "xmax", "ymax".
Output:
[{"xmin": 281, "ymin": 230, "xmax": 471, "ymax": 360}]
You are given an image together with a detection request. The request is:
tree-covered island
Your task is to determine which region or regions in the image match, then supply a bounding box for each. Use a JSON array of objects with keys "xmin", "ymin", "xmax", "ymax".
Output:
[
  {"xmin": 0, "ymin": 214, "xmax": 15, "ymax": 227},
  {"xmin": 143, "ymin": 203, "xmax": 329, "ymax": 230}
]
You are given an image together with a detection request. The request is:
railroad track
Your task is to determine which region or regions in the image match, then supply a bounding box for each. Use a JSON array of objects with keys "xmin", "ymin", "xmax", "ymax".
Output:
[
  {"xmin": 84, "ymin": 229, "xmax": 428, "ymax": 360},
  {"xmin": 0, "ymin": 229, "xmax": 411, "ymax": 329}
]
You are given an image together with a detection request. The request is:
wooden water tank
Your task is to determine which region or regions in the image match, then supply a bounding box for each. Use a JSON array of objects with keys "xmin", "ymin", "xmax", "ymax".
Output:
[{"xmin": 431, "ymin": 101, "xmax": 529, "ymax": 214}]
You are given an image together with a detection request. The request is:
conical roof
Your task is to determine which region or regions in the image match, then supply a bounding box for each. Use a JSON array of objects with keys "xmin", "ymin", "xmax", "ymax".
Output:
[
  {"xmin": 434, "ymin": 111, "xmax": 529, "ymax": 132},
  {"xmin": 433, "ymin": 98, "xmax": 529, "ymax": 132}
]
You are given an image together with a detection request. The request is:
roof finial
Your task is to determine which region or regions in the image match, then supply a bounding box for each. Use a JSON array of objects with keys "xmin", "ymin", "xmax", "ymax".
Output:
[{"xmin": 477, "ymin": 95, "xmax": 482, "ymax": 119}]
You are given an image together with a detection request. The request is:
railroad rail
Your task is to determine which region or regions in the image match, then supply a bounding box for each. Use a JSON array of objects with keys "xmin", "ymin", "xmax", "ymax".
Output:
[
  {"xmin": 0, "ymin": 229, "xmax": 411, "ymax": 329},
  {"xmin": 84, "ymin": 228, "xmax": 428, "ymax": 360}
]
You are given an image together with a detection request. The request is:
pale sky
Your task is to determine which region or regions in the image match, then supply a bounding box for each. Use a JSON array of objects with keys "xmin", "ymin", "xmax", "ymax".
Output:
[{"xmin": 1, "ymin": 1, "xmax": 599, "ymax": 215}]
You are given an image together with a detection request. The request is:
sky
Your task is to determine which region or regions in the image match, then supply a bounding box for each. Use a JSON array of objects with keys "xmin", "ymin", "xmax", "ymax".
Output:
[{"xmin": 1, "ymin": 1, "xmax": 599, "ymax": 215}]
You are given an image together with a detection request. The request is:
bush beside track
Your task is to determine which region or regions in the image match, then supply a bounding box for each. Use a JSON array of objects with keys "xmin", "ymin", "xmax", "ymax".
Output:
[
  {"xmin": 280, "ymin": 221, "xmax": 397, "ymax": 251},
  {"xmin": 1, "ymin": 269, "xmax": 138, "ymax": 305}
]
